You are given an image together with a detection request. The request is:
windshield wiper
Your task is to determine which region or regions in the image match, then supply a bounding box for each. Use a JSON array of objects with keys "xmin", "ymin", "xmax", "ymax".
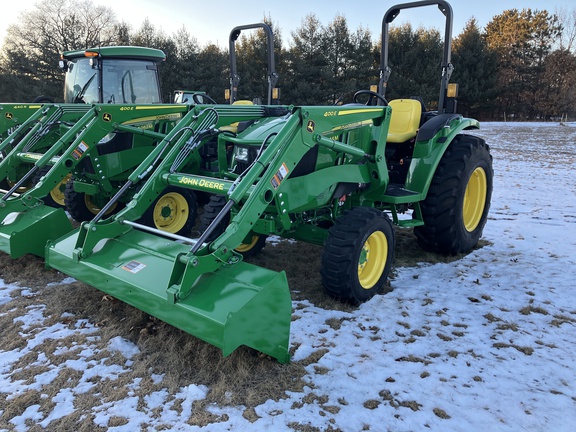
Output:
[{"xmin": 73, "ymin": 73, "xmax": 97, "ymax": 103}]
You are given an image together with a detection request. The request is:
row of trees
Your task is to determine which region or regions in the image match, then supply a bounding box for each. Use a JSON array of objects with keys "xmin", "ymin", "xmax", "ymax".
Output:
[{"xmin": 1, "ymin": 0, "xmax": 575, "ymax": 121}]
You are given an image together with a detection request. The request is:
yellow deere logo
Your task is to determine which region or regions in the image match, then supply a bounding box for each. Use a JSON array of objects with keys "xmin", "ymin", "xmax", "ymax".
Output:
[
  {"xmin": 102, "ymin": 113, "xmax": 112, "ymax": 122},
  {"xmin": 5, "ymin": 112, "xmax": 13, "ymax": 120},
  {"xmin": 306, "ymin": 120, "xmax": 315, "ymax": 133}
]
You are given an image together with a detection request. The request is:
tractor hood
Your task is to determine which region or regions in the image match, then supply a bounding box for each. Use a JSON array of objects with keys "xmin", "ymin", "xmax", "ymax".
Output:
[{"xmin": 236, "ymin": 115, "xmax": 289, "ymax": 141}]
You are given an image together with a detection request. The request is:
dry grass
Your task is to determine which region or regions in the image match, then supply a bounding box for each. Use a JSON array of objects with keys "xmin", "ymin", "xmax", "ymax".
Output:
[{"xmin": 0, "ymin": 216, "xmax": 487, "ymax": 428}]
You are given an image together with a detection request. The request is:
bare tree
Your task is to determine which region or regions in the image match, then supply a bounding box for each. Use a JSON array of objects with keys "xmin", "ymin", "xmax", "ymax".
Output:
[
  {"xmin": 0, "ymin": 0, "xmax": 117, "ymax": 101},
  {"xmin": 555, "ymin": 6, "xmax": 576, "ymax": 52}
]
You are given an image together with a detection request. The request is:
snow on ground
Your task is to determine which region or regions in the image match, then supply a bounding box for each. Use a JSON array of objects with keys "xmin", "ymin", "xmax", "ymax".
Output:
[{"xmin": 1, "ymin": 122, "xmax": 575, "ymax": 431}]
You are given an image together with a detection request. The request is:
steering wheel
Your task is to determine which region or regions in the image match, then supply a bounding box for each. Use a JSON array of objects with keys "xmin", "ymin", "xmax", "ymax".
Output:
[
  {"xmin": 353, "ymin": 90, "xmax": 388, "ymax": 106},
  {"xmin": 193, "ymin": 93, "xmax": 217, "ymax": 104},
  {"xmin": 33, "ymin": 95, "xmax": 54, "ymax": 104}
]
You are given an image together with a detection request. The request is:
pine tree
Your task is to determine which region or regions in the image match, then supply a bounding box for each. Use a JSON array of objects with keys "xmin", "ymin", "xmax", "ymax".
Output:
[
  {"xmin": 485, "ymin": 9, "xmax": 562, "ymax": 119},
  {"xmin": 452, "ymin": 18, "xmax": 497, "ymax": 119}
]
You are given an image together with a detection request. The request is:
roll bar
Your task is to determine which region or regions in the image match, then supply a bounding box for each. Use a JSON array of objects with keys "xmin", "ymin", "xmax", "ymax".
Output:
[
  {"xmin": 229, "ymin": 23, "xmax": 279, "ymax": 105},
  {"xmin": 379, "ymin": 0, "xmax": 454, "ymax": 113}
]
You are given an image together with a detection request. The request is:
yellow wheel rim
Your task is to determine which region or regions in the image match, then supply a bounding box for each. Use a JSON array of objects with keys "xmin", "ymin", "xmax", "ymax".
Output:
[
  {"xmin": 235, "ymin": 235, "xmax": 259, "ymax": 253},
  {"xmin": 7, "ymin": 179, "xmax": 31, "ymax": 193},
  {"xmin": 358, "ymin": 231, "xmax": 388, "ymax": 289},
  {"xmin": 84, "ymin": 194, "xmax": 117, "ymax": 216},
  {"xmin": 463, "ymin": 167, "xmax": 487, "ymax": 232},
  {"xmin": 49, "ymin": 174, "xmax": 71, "ymax": 206},
  {"xmin": 152, "ymin": 192, "xmax": 189, "ymax": 233}
]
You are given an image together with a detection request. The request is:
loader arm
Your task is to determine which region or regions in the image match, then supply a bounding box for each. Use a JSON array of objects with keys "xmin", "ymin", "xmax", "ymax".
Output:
[
  {"xmin": 0, "ymin": 104, "xmax": 193, "ymax": 258},
  {"xmin": 0, "ymin": 104, "xmax": 43, "ymax": 144}
]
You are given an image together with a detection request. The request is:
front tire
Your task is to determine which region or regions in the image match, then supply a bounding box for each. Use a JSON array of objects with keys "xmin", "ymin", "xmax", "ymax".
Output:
[
  {"xmin": 321, "ymin": 207, "xmax": 395, "ymax": 304},
  {"xmin": 199, "ymin": 195, "xmax": 267, "ymax": 258},
  {"xmin": 64, "ymin": 178, "xmax": 119, "ymax": 222},
  {"xmin": 414, "ymin": 134, "xmax": 493, "ymax": 255},
  {"xmin": 141, "ymin": 186, "xmax": 198, "ymax": 236},
  {"xmin": 32, "ymin": 166, "xmax": 70, "ymax": 208}
]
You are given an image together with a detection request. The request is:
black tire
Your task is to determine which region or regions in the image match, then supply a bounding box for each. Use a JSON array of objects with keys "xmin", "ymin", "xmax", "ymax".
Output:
[
  {"xmin": 414, "ymin": 134, "xmax": 493, "ymax": 255},
  {"xmin": 140, "ymin": 186, "xmax": 198, "ymax": 236},
  {"xmin": 321, "ymin": 207, "xmax": 395, "ymax": 304},
  {"xmin": 31, "ymin": 166, "xmax": 69, "ymax": 208},
  {"xmin": 64, "ymin": 178, "xmax": 120, "ymax": 222},
  {"xmin": 199, "ymin": 195, "xmax": 267, "ymax": 258}
]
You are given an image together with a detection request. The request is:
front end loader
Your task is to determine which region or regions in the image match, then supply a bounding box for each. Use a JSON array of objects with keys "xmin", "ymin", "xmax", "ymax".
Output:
[{"xmin": 45, "ymin": 103, "xmax": 390, "ymax": 363}]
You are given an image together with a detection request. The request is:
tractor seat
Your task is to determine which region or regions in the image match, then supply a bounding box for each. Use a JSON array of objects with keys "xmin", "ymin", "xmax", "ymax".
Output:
[
  {"xmin": 220, "ymin": 100, "xmax": 255, "ymax": 134},
  {"xmin": 387, "ymin": 99, "xmax": 422, "ymax": 143}
]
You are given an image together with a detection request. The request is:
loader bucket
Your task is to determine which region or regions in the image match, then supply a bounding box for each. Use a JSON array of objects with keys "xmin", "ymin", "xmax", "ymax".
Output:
[
  {"xmin": 47, "ymin": 228, "xmax": 292, "ymax": 363},
  {"xmin": 0, "ymin": 206, "xmax": 72, "ymax": 258}
]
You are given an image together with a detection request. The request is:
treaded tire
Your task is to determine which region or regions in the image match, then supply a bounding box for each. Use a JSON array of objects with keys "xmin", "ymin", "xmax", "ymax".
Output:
[
  {"xmin": 414, "ymin": 134, "xmax": 493, "ymax": 255},
  {"xmin": 64, "ymin": 178, "xmax": 121, "ymax": 222},
  {"xmin": 140, "ymin": 186, "xmax": 198, "ymax": 236},
  {"xmin": 199, "ymin": 195, "xmax": 229, "ymax": 242},
  {"xmin": 32, "ymin": 166, "xmax": 68, "ymax": 208},
  {"xmin": 321, "ymin": 207, "xmax": 394, "ymax": 304},
  {"xmin": 199, "ymin": 195, "xmax": 267, "ymax": 258}
]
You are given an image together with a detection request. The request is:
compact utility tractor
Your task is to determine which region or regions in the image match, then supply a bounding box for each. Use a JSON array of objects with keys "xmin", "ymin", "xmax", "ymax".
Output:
[
  {"xmin": 45, "ymin": 0, "xmax": 492, "ymax": 365},
  {"xmin": 0, "ymin": 46, "xmax": 168, "ymax": 199}
]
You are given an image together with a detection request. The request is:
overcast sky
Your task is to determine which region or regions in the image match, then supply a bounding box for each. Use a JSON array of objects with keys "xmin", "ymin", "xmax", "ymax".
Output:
[{"xmin": 2, "ymin": 0, "xmax": 575, "ymax": 47}]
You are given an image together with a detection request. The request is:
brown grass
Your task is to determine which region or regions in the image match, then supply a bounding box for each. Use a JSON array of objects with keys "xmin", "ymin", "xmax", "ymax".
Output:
[{"xmin": 0, "ymin": 216, "xmax": 487, "ymax": 429}]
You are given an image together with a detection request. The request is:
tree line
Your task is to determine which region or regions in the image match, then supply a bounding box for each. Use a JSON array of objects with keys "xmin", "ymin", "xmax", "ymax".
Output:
[{"xmin": 1, "ymin": 0, "xmax": 575, "ymax": 121}]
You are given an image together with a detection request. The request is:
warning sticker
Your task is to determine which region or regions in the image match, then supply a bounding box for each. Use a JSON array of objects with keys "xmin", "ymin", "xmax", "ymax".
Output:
[
  {"xmin": 72, "ymin": 141, "xmax": 89, "ymax": 160},
  {"xmin": 271, "ymin": 163, "xmax": 289, "ymax": 189},
  {"xmin": 122, "ymin": 260, "xmax": 146, "ymax": 274}
]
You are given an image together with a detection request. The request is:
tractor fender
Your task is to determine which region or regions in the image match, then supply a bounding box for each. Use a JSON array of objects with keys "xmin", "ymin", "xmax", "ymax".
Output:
[{"xmin": 404, "ymin": 114, "xmax": 480, "ymax": 197}]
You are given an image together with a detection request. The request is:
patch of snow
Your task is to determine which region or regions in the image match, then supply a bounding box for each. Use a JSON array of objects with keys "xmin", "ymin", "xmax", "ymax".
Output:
[{"xmin": 107, "ymin": 336, "xmax": 140, "ymax": 359}]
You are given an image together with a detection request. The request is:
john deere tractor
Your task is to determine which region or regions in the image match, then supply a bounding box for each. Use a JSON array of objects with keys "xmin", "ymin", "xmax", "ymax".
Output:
[{"xmin": 0, "ymin": 46, "xmax": 168, "ymax": 198}]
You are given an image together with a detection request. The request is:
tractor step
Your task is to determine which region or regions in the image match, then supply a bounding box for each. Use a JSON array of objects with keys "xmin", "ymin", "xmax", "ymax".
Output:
[
  {"xmin": 46, "ymin": 228, "xmax": 292, "ymax": 362},
  {"xmin": 0, "ymin": 206, "xmax": 72, "ymax": 258},
  {"xmin": 382, "ymin": 184, "xmax": 421, "ymax": 203}
]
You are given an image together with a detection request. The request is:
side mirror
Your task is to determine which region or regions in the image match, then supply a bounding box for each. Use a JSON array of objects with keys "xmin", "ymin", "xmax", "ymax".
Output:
[{"xmin": 58, "ymin": 59, "xmax": 68, "ymax": 72}]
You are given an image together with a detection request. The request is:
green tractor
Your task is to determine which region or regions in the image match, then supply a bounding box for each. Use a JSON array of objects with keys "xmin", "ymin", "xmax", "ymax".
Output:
[
  {"xmin": 45, "ymin": 0, "xmax": 492, "ymax": 365},
  {"xmin": 0, "ymin": 46, "xmax": 166, "ymax": 144},
  {"xmin": 0, "ymin": 46, "xmax": 168, "ymax": 195}
]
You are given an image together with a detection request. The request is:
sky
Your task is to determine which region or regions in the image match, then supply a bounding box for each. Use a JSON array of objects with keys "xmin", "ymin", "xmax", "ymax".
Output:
[
  {"xmin": 1, "ymin": 0, "xmax": 575, "ymax": 48},
  {"xmin": 1, "ymin": 121, "xmax": 575, "ymax": 430}
]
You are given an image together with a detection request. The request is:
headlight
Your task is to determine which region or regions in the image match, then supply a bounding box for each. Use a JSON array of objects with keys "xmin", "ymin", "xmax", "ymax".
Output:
[{"xmin": 234, "ymin": 146, "xmax": 250, "ymax": 163}]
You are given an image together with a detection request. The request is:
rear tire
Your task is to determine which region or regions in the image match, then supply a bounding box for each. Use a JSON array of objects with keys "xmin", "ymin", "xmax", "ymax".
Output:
[
  {"xmin": 321, "ymin": 207, "xmax": 394, "ymax": 304},
  {"xmin": 414, "ymin": 134, "xmax": 493, "ymax": 255},
  {"xmin": 199, "ymin": 195, "xmax": 267, "ymax": 258}
]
